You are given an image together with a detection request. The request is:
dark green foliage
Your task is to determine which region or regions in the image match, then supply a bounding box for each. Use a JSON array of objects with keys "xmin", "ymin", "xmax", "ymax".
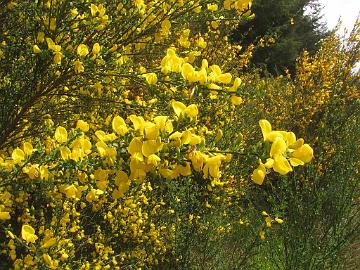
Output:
[{"xmin": 232, "ymin": 0, "xmax": 328, "ymax": 75}]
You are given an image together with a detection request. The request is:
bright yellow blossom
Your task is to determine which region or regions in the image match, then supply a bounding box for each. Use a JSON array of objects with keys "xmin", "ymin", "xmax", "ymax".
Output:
[
  {"xmin": 21, "ymin": 224, "xmax": 38, "ymax": 243},
  {"xmin": 77, "ymin": 44, "xmax": 89, "ymax": 57}
]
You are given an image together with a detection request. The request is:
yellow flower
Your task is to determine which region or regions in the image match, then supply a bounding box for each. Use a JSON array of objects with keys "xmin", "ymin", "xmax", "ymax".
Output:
[
  {"xmin": 23, "ymin": 164, "xmax": 40, "ymax": 179},
  {"xmin": 43, "ymin": 254, "xmax": 57, "ymax": 269},
  {"xmin": 129, "ymin": 115, "xmax": 146, "ymax": 134},
  {"xmin": 229, "ymin": 77, "xmax": 242, "ymax": 92},
  {"xmin": 291, "ymin": 144, "xmax": 314, "ymax": 163},
  {"xmin": 86, "ymin": 189, "xmax": 103, "ymax": 202},
  {"xmin": 160, "ymin": 48, "xmax": 183, "ymax": 74},
  {"xmin": 270, "ymin": 137, "xmax": 293, "ymax": 175},
  {"xmin": 41, "ymin": 237, "xmax": 57, "ymax": 249},
  {"xmin": 181, "ymin": 63, "xmax": 197, "ymax": 82},
  {"xmin": 21, "ymin": 224, "xmax": 38, "ymax": 243},
  {"xmin": 144, "ymin": 122, "xmax": 159, "ymax": 140},
  {"xmin": 60, "ymin": 146, "xmax": 71, "ymax": 160},
  {"xmin": 259, "ymin": 230, "xmax": 266, "ymax": 240},
  {"xmin": 23, "ymin": 142, "xmax": 35, "ymax": 156},
  {"xmin": 54, "ymin": 126, "xmax": 68, "ymax": 143},
  {"xmin": 37, "ymin": 32, "xmax": 45, "ymax": 43},
  {"xmin": 142, "ymin": 73, "xmax": 158, "ymax": 85},
  {"xmin": 77, "ymin": 44, "xmax": 89, "ymax": 57},
  {"xmin": 40, "ymin": 165, "xmax": 49, "ymax": 180},
  {"xmin": 197, "ymin": 37, "xmax": 207, "ymax": 48},
  {"xmin": 217, "ymin": 73, "xmax": 232, "ymax": 84},
  {"xmin": 0, "ymin": 205, "xmax": 10, "ymax": 220},
  {"xmin": 259, "ymin": 119, "xmax": 285, "ymax": 142},
  {"xmin": 147, "ymin": 154, "xmax": 161, "ymax": 166},
  {"xmin": 95, "ymin": 130, "xmax": 117, "ymax": 142},
  {"xmin": 53, "ymin": 52, "xmax": 63, "ymax": 65},
  {"xmin": 92, "ymin": 43, "xmax": 101, "ymax": 55},
  {"xmin": 177, "ymin": 162, "xmax": 192, "ymax": 176},
  {"xmin": 275, "ymin": 217, "xmax": 284, "ymax": 224},
  {"xmin": 202, "ymin": 155, "xmax": 225, "ymax": 178},
  {"xmin": 231, "ymin": 95, "xmax": 243, "ymax": 105},
  {"xmin": 188, "ymin": 151, "xmax": 208, "ymax": 171},
  {"xmin": 142, "ymin": 139, "xmax": 161, "ymax": 157},
  {"xmin": 76, "ymin": 120, "xmax": 90, "ymax": 132},
  {"xmin": 12, "ymin": 148, "xmax": 25, "ymax": 164},
  {"xmin": 128, "ymin": 137, "xmax": 143, "ymax": 156},
  {"xmin": 63, "ymin": 184, "xmax": 78, "ymax": 199},
  {"xmin": 33, "ymin": 45, "xmax": 41, "ymax": 54},
  {"xmin": 74, "ymin": 60, "xmax": 84, "ymax": 73},
  {"xmin": 114, "ymin": 171, "xmax": 130, "ymax": 195},
  {"xmin": 211, "ymin": 21, "xmax": 219, "ymax": 29},
  {"xmin": 172, "ymin": 100, "xmax": 198, "ymax": 119},
  {"xmin": 159, "ymin": 168, "xmax": 179, "ymax": 180},
  {"xmin": 112, "ymin": 115, "xmax": 128, "ymax": 136},
  {"xmin": 265, "ymin": 216, "xmax": 272, "ymax": 227},
  {"xmin": 251, "ymin": 161, "xmax": 266, "ymax": 185},
  {"xmin": 207, "ymin": 3, "xmax": 218, "ymax": 11},
  {"xmin": 224, "ymin": 0, "xmax": 232, "ymax": 10},
  {"xmin": 93, "ymin": 168, "xmax": 110, "ymax": 182}
]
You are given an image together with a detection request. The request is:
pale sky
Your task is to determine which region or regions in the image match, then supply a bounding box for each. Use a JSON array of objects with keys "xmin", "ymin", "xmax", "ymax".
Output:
[{"xmin": 317, "ymin": 0, "xmax": 360, "ymax": 34}]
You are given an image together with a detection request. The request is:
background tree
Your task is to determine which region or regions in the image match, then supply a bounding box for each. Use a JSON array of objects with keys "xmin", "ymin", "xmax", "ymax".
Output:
[{"xmin": 232, "ymin": 0, "xmax": 328, "ymax": 75}]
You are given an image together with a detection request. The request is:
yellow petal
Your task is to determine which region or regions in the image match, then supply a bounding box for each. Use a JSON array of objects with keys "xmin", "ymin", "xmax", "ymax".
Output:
[
  {"xmin": 23, "ymin": 142, "xmax": 35, "ymax": 156},
  {"xmin": 33, "ymin": 45, "xmax": 41, "ymax": 54},
  {"xmin": 265, "ymin": 216, "xmax": 272, "ymax": 227},
  {"xmin": 270, "ymin": 137, "xmax": 287, "ymax": 157},
  {"xmin": 63, "ymin": 184, "xmax": 78, "ymax": 199},
  {"xmin": 153, "ymin": 116, "xmax": 168, "ymax": 130},
  {"xmin": 275, "ymin": 217, "xmax": 284, "ymax": 224},
  {"xmin": 172, "ymin": 101, "xmax": 186, "ymax": 117},
  {"xmin": 289, "ymin": 138, "xmax": 304, "ymax": 149},
  {"xmin": 144, "ymin": 123, "xmax": 159, "ymax": 140},
  {"xmin": 181, "ymin": 130, "xmax": 192, "ymax": 145},
  {"xmin": 289, "ymin": 157, "xmax": 304, "ymax": 167},
  {"xmin": 259, "ymin": 119, "xmax": 272, "ymax": 141},
  {"xmin": 21, "ymin": 225, "xmax": 38, "ymax": 243},
  {"xmin": 177, "ymin": 162, "xmax": 192, "ymax": 176},
  {"xmin": 129, "ymin": 115, "xmax": 145, "ymax": 133},
  {"xmin": 0, "ymin": 212, "xmax": 11, "ymax": 220},
  {"xmin": 273, "ymin": 155, "xmax": 292, "ymax": 175},
  {"xmin": 285, "ymin": 132, "xmax": 296, "ymax": 146},
  {"xmin": 142, "ymin": 139, "xmax": 161, "ymax": 157},
  {"xmin": 128, "ymin": 137, "xmax": 143, "ymax": 156},
  {"xmin": 77, "ymin": 44, "xmax": 89, "ymax": 57},
  {"xmin": 60, "ymin": 146, "xmax": 71, "ymax": 160},
  {"xmin": 291, "ymin": 144, "xmax": 313, "ymax": 163},
  {"xmin": 231, "ymin": 95, "xmax": 243, "ymax": 105},
  {"xmin": 41, "ymin": 237, "xmax": 57, "ymax": 249},
  {"xmin": 54, "ymin": 126, "xmax": 68, "ymax": 143},
  {"xmin": 181, "ymin": 63, "xmax": 196, "ymax": 82},
  {"xmin": 251, "ymin": 167, "xmax": 266, "ymax": 185},
  {"xmin": 92, "ymin": 43, "xmax": 101, "ymax": 54},
  {"xmin": 142, "ymin": 73, "xmax": 158, "ymax": 85},
  {"xmin": 217, "ymin": 73, "xmax": 232, "ymax": 84},
  {"xmin": 190, "ymin": 134, "xmax": 202, "ymax": 145},
  {"xmin": 184, "ymin": 104, "xmax": 198, "ymax": 119},
  {"xmin": 147, "ymin": 154, "xmax": 161, "ymax": 166},
  {"xmin": 76, "ymin": 120, "xmax": 89, "ymax": 132},
  {"xmin": 12, "ymin": 148, "xmax": 25, "ymax": 164},
  {"xmin": 264, "ymin": 158, "xmax": 274, "ymax": 169},
  {"xmin": 266, "ymin": 131, "xmax": 286, "ymax": 142},
  {"xmin": 112, "ymin": 116, "xmax": 128, "ymax": 136}
]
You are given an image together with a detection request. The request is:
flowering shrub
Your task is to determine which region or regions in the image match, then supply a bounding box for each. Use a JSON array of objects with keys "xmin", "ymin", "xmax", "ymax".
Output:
[{"xmin": 1, "ymin": 0, "xmax": 358, "ymax": 269}]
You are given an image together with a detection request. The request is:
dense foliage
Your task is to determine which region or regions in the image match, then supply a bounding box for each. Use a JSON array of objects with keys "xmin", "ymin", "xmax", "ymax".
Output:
[
  {"xmin": 232, "ymin": 0, "xmax": 327, "ymax": 75},
  {"xmin": 0, "ymin": 1, "xmax": 358, "ymax": 269}
]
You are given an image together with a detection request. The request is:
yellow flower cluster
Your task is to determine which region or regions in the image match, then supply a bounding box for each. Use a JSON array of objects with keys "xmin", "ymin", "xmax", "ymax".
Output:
[{"xmin": 251, "ymin": 120, "xmax": 314, "ymax": 185}]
